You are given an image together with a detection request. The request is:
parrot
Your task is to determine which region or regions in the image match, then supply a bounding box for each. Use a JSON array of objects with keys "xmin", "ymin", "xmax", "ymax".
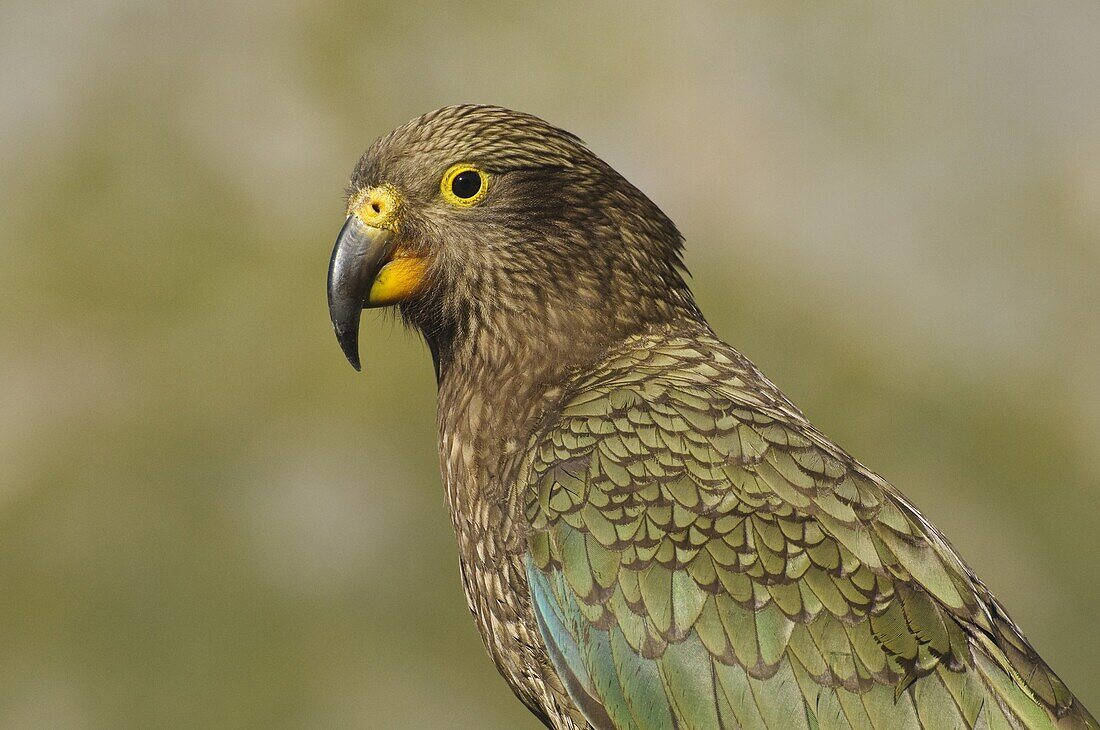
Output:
[{"xmin": 325, "ymin": 105, "xmax": 1095, "ymax": 729}]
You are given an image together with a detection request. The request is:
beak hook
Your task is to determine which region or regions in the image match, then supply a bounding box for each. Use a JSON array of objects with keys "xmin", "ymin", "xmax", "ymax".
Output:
[{"xmin": 326, "ymin": 216, "xmax": 394, "ymax": 371}]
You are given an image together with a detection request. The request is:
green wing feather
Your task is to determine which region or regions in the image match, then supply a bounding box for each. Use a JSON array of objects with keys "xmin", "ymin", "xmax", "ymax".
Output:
[{"xmin": 522, "ymin": 330, "xmax": 1095, "ymax": 729}]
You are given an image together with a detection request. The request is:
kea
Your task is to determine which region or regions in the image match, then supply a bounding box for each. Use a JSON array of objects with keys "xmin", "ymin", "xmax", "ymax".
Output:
[{"xmin": 325, "ymin": 105, "xmax": 1094, "ymax": 729}]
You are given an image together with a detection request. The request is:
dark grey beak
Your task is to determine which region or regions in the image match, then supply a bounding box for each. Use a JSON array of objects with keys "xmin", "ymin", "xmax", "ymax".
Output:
[{"xmin": 326, "ymin": 215, "xmax": 395, "ymax": 371}]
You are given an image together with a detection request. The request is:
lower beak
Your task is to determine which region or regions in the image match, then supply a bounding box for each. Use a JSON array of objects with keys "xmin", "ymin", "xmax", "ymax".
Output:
[{"xmin": 327, "ymin": 215, "xmax": 395, "ymax": 371}]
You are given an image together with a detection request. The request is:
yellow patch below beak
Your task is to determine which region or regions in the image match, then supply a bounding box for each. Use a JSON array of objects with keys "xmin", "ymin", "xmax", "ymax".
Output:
[{"xmin": 367, "ymin": 255, "xmax": 428, "ymax": 307}]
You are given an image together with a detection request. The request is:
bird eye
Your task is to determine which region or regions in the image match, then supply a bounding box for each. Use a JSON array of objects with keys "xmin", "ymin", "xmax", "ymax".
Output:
[
  {"xmin": 452, "ymin": 171, "xmax": 481, "ymax": 198},
  {"xmin": 441, "ymin": 164, "xmax": 489, "ymax": 207}
]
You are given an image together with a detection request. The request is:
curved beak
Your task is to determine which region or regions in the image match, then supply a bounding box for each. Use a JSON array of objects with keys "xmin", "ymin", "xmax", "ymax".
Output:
[{"xmin": 326, "ymin": 215, "xmax": 395, "ymax": 371}]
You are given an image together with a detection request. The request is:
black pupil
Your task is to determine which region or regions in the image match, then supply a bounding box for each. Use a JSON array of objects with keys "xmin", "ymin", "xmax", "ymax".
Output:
[{"xmin": 451, "ymin": 170, "xmax": 482, "ymax": 199}]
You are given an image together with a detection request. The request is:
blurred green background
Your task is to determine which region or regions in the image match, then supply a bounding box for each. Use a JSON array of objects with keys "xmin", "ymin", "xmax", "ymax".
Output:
[{"xmin": 2, "ymin": 1, "xmax": 1098, "ymax": 727}]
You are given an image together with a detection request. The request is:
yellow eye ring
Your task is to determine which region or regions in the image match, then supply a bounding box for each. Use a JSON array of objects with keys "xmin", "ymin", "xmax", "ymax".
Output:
[{"xmin": 440, "ymin": 164, "xmax": 489, "ymax": 207}]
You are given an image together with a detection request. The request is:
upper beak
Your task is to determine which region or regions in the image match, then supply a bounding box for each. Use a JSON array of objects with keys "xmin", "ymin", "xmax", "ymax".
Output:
[{"xmin": 327, "ymin": 215, "xmax": 395, "ymax": 371}]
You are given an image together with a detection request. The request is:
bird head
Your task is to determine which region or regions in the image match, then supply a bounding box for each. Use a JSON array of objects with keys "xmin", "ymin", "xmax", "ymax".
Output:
[{"xmin": 327, "ymin": 105, "xmax": 698, "ymax": 373}]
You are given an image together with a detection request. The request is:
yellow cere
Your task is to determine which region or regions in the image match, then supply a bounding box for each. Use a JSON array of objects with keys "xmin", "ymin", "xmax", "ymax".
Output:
[
  {"xmin": 345, "ymin": 184, "xmax": 426, "ymax": 306},
  {"xmin": 440, "ymin": 164, "xmax": 489, "ymax": 207},
  {"xmin": 348, "ymin": 184, "xmax": 400, "ymax": 229},
  {"xmin": 367, "ymin": 256, "xmax": 428, "ymax": 307}
]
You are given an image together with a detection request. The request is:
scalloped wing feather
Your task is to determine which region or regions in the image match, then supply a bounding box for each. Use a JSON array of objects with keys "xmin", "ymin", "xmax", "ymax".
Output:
[{"xmin": 523, "ymin": 331, "xmax": 1095, "ymax": 729}]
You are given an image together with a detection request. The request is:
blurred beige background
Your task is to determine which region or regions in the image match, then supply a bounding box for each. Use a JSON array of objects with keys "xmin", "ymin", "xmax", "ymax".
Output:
[{"xmin": 2, "ymin": 1, "xmax": 1098, "ymax": 727}]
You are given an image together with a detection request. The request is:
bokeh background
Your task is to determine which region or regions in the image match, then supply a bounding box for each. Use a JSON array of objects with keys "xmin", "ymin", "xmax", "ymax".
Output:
[{"xmin": 2, "ymin": 1, "xmax": 1098, "ymax": 727}]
